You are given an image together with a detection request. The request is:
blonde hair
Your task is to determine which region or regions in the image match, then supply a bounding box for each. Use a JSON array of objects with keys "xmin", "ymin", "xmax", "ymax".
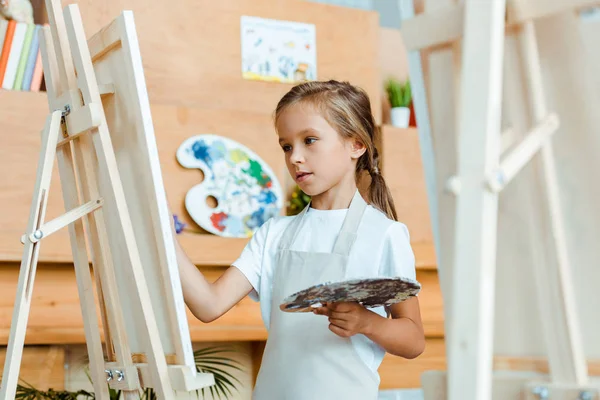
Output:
[{"xmin": 274, "ymin": 80, "xmax": 398, "ymax": 221}]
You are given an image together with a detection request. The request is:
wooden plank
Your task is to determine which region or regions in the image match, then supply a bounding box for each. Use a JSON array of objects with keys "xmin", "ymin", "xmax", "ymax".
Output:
[
  {"xmin": 400, "ymin": 3, "xmax": 464, "ymax": 51},
  {"xmin": 518, "ymin": 18, "xmax": 587, "ymax": 384},
  {"xmin": 0, "ymin": 346, "xmax": 65, "ymax": 391},
  {"xmin": 0, "ymin": 264, "xmax": 444, "ymax": 344},
  {"xmin": 507, "ymin": 0, "xmax": 600, "ymax": 24},
  {"xmin": 381, "ymin": 126, "xmax": 434, "ymax": 245},
  {"xmin": 400, "ymin": 0, "xmax": 454, "ymax": 355},
  {"xmin": 71, "ymin": 0, "xmax": 381, "ymax": 123},
  {"xmin": 447, "ymin": 0, "xmax": 506, "ymax": 399},
  {"xmin": 401, "ymin": 0, "xmax": 600, "ymax": 52},
  {"xmin": 0, "ymin": 264, "xmax": 265, "ymax": 344},
  {"xmin": 418, "ymin": 270, "xmax": 444, "ymax": 338},
  {"xmin": 0, "ymin": 230, "xmax": 437, "ymax": 270},
  {"xmin": 379, "ymin": 338, "xmax": 446, "ymax": 389}
]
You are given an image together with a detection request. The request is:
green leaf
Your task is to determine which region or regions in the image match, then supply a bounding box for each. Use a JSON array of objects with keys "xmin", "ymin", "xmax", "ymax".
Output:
[{"xmin": 385, "ymin": 78, "xmax": 411, "ymax": 108}]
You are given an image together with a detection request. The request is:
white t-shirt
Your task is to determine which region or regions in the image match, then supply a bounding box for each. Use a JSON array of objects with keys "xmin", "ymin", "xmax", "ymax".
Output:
[{"xmin": 232, "ymin": 204, "xmax": 417, "ymax": 378}]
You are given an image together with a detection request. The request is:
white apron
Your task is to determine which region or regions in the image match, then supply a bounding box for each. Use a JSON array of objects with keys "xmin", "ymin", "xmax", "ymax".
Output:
[{"xmin": 252, "ymin": 190, "xmax": 380, "ymax": 400}]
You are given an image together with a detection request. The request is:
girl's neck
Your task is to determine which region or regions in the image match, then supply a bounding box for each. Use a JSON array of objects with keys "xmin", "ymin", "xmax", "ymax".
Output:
[{"xmin": 310, "ymin": 180, "xmax": 357, "ymax": 210}]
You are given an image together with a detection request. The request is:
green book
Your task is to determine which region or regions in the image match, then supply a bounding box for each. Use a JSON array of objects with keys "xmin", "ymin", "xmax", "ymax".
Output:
[{"xmin": 13, "ymin": 23, "xmax": 35, "ymax": 90}]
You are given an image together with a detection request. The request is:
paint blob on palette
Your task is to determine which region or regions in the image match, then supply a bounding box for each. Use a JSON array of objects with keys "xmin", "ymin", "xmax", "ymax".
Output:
[{"xmin": 176, "ymin": 134, "xmax": 283, "ymax": 238}]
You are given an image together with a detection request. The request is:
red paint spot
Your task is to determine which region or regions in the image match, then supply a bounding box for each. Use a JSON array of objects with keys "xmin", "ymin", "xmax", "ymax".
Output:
[{"xmin": 211, "ymin": 212, "xmax": 228, "ymax": 231}]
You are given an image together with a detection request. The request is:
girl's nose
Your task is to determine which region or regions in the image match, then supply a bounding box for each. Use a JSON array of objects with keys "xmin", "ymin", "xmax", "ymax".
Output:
[{"xmin": 290, "ymin": 149, "xmax": 304, "ymax": 164}]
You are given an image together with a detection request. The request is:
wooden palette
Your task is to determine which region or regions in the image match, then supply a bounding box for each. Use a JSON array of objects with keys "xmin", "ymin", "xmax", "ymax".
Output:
[{"xmin": 280, "ymin": 277, "xmax": 421, "ymax": 313}]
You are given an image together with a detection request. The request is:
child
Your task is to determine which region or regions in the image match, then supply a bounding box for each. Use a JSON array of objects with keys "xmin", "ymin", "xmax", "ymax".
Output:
[{"xmin": 174, "ymin": 80, "xmax": 425, "ymax": 399}]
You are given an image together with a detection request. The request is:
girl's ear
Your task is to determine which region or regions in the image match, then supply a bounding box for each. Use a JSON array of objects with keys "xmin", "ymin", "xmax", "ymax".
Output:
[{"xmin": 349, "ymin": 139, "xmax": 367, "ymax": 159}]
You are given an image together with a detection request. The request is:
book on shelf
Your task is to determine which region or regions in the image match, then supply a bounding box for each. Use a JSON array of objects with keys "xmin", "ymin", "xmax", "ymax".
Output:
[{"xmin": 0, "ymin": 19, "xmax": 45, "ymax": 92}]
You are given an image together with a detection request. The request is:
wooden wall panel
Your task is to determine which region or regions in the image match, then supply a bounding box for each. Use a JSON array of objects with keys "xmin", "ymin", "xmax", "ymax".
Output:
[
  {"xmin": 418, "ymin": 270, "xmax": 444, "ymax": 338},
  {"xmin": 65, "ymin": 0, "xmax": 381, "ymax": 123},
  {"xmin": 379, "ymin": 338, "xmax": 446, "ymax": 389},
  {"xmin": 0, "ymin": 346, "xmax": 65, "ymax": 390},
  {"xmin": 0, "ymin": 93, "xmax": 437, "ymax": 268},
  {"xmin": 381, "ymin": 126, "xmax": 434, "ymax": 246},
  {"xmin": 0, "ymin": 264, "xmax": 443, "ymax": 345},
  {"xmin": 0, "ymin": 264, "xmax": 265, "ymax": 345},
  {"xmin": 0, "ymin": 92, "xmax": 63, "ymax": 263}
]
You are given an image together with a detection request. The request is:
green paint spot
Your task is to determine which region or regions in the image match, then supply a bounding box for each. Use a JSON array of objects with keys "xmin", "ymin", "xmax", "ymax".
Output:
[{"xmin": 244, "ymin": 159, "xmax": 269, "ymax": 186}]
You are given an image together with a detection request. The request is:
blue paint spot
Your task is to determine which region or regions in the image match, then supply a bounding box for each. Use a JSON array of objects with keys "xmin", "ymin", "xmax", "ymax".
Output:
[
  {"xmin": 172, "ymin": 214, "xmax": 186, "ymax": 234},
  {"xmin": 223, "ymin": 214, "xmax": 245, "ymax": 236},
  {"xmin": 208, "ymin": 140, "xmax": 227, "ymax": 161},
  {"xmin": 258, "ymin": 190, "xmax": 277, "ymax": 205},
  {"xmin": 246, "ymin": 207, "xmax": 277, "ymax": 230},
  {"xmin": 191, "ymin": 140, "xmax": 212, "ymax": 167},
  {"xmin": 246, "ymin": 208, "xmax": 265, "ymax": 230}
]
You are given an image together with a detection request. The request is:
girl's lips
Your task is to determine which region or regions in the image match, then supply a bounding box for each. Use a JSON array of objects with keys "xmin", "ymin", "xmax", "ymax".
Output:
[{"xmin": 296, "ymin": 172, "xmax": 313, "ymax": 183}]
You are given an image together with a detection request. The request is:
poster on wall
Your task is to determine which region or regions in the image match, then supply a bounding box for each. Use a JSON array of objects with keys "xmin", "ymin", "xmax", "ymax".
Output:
[{"xmin": 241, "ymin": 16, "xmax": 317, "ymax": 83}]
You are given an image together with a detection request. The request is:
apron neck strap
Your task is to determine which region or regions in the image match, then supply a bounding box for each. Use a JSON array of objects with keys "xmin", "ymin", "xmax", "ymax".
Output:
[
  {"xmin": 278, "ymin": 199, "xmax": 311, "ymax": 251},
  {"xmin": 332, "ymin": 190, "xmax": 367, "ymax": 256},
  {"xmin": 278, "ymin": 190, "xmax": 367, "ymax": 256}
]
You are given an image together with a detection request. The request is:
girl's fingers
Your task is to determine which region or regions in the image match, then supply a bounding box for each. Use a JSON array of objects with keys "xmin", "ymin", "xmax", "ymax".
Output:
[
  {"xmin": 328, "ymin": 317, "xmax": 349, "ymax": 329},
  {"xmin": 329, "ymin": 323, "xmax": 352, "ymax": 338},
  {"xmin": 328, "ymin": 311, "xmax": 351, "ymax": 320},
  {"xmin": 312, "ymin": 306, "xmax": 330, "ymax": 316}
]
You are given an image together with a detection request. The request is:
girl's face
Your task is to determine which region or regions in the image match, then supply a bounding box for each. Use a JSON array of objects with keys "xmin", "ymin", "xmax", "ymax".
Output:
[{"xmin": 276, "ymin": 103, "xmax": 365, "ymax": 197}]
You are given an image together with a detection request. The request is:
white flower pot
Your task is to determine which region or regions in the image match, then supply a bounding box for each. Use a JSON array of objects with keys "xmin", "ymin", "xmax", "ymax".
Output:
[{"xmin": 390, "ymin": 107, "xmax": 410, "ymax": 128}]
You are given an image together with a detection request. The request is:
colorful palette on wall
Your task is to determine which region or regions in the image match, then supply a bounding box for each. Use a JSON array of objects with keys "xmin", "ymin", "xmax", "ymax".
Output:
[
  {"xmin": 176, "ymin": 134, "xmax": 283, "ymax": 238},
  {"xmin": 279, "ymin": 277, "xmax": 421, "ymax": 313}
]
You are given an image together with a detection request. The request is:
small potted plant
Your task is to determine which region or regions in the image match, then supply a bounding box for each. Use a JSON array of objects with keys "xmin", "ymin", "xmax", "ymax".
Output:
[{"xmin": 385, "ymin": 78, "xmax": 412, "ymax": 128}]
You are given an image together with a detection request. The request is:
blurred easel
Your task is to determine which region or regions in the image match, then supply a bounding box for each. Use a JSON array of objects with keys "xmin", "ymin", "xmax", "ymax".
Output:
[{"xmin": 398, "ymin": 0, "xmax": 600, "ymax": 398}]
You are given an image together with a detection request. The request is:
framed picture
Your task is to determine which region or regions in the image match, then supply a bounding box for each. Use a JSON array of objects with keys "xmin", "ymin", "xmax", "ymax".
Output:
[{"xmin": 241, "ymin": 15, "xmax": 317, "ymax": 83}]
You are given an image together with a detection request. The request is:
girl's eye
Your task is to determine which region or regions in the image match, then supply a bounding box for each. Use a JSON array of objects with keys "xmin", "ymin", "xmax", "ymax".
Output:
[
  {"xmin": 305, "ymin": 137, "xmax": 317, "ymax": 145},
  {"xmin": 281, "ymin": 144, "xmax": 292, "ymax": 152}
]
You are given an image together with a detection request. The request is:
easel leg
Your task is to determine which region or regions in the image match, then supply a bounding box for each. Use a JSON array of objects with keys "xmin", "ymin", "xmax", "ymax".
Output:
[
  {"xmin": 449, "ymin": 0, "xmax": 506, "ymax": 399},
  {"xmin": 519, "ymin": 19, "xmax": 588, "ymax": 384},
  {"xmin": 57, "ymin": 141, "xmax": 112, "ymax": 400},
  {"xmin": 0, "ymin": 111, "xmax": 62, "ymax": 400}
]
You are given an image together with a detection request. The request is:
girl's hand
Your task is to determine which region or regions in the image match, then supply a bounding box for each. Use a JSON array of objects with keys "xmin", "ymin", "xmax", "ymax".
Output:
[{"xmin": 313, "ymin": 302, "xmax": 375, "ymax": 337}]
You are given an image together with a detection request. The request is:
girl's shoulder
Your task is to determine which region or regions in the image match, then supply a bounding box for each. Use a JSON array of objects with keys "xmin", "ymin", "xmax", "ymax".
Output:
[
  {"xmin": 265, "ymin": 214, "xmax": 296, "ymax": 231},
  {"xmin": 251, "ymin": 214, "xmax": 296, "ymax": 242},
  {"xmin": 362, "ymin": 204, "xmax": 409, "ymax": 238}
]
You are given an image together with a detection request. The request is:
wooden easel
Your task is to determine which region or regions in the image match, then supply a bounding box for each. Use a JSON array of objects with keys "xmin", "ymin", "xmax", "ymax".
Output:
[
  {"xmin": 0, "ymin": 1, "xmax": 214, "ymax": 399},
  {"xmin": 399, "ymin": 0, "xmax": 600, "ymax": 399}
]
